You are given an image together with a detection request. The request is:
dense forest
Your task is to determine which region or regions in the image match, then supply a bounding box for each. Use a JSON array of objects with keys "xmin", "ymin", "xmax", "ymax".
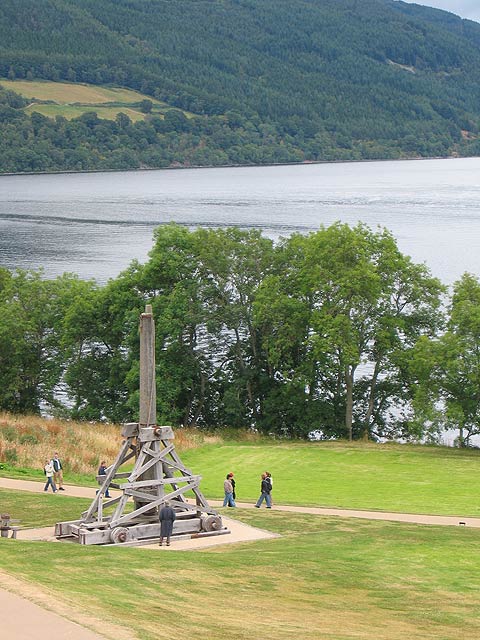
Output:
[
  {"xmin": 2, "ymin": 0, "xmax": 480, "ymax": 171},
  {"xmin": 1, "ymin": 223, "xmax": 479, "ymax": 446}
]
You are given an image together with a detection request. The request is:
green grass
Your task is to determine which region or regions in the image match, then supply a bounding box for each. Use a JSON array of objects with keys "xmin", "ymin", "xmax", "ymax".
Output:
[
  {"xmin": 0, "ymin": 487, "xmax": 91, "ymax": 527},
  {"xmin": 3, "ymin": 441, "xmax": 480, "ymax": 516},
  {"xmin": 0, "ymin": 490, "xmax": 479, "ymax": 639},
  {"xmin": 180, "ymin": 441, "xmax": 480, "ymax": 516}
]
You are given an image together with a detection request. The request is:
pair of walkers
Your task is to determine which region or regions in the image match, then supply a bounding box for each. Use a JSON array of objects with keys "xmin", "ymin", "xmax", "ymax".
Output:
[{"xmin": 43, "ymin": 452, "xmax": 65, "ymax": 493}]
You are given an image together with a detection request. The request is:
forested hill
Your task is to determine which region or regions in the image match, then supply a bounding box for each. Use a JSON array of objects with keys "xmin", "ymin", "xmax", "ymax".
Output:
[{"xmin": 2, "ymin": 0, "xmax": 480, "ymax": 172}]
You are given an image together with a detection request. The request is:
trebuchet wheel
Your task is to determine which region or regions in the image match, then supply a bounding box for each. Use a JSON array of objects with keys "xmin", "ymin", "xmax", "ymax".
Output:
[
  {"xmin": 110, "ymin": 526, "xmax": 132, "ymax": 544},
  {"xmin": 202, "ymin": 515, "xmax": 222, "ymax": 532}
]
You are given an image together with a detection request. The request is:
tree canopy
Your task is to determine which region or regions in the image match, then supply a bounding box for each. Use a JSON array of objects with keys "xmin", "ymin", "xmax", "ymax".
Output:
[{"xmin": 2, "ymin": 223, "xmax": 474, "ymax": 445}]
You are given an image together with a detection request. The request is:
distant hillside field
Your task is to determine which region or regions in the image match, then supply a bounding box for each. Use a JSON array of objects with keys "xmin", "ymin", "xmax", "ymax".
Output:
[
  {"xmin": 0, "ymin": 79, "xmax": 166, "ymax": 104},
  {"xmin": 0, "ymin": 78, "xmax": 185, "ymax": 121}
]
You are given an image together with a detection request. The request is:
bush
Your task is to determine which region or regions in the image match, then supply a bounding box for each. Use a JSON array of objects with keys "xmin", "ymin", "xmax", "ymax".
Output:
[
  {"xmin": 2, "ymin": 426, "xmax": 17, "ymax": 442},
  {"xmin": 19, "ymin": 433, "xmax": 39, "ymax": 445},
  {"xmin": 5, "ymin": 448, "xmax": 18, "ymax": 463}
]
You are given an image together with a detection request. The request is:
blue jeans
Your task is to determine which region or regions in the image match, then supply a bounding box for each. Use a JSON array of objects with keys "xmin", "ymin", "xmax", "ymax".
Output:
[
  {"xmin": 44, "ymin": 477, "xmax": 57, "ymax": 492},
  {"xmin": 255, "ymin": 492, "xmax": 271, "ymax": 508},
  {"xmin": 223, "ymin": 491, "xmax": 236, "ymax": 507}
]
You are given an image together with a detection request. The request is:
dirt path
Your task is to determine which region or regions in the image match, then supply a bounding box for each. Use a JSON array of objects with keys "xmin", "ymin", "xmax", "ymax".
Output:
[
  {"xmin": 0, "ymin": 570, "xmax": 131, "ymax": 640},
  {"xmin": 0, "ymin": 587, "xmax": 106, "ymax": 640}
]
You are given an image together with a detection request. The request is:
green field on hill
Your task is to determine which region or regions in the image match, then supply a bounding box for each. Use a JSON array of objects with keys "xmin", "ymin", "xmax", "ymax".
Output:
[
  {"xmin": 0, "ymin": 78, "xmax": 188, "ymax": 121},
  {"xmin": 0, "ymin": 490, "xmax": 479, "ymax": 640},
  {"xmin": 0, "ymin": 79, "xmax": 165, "ymax": 104}
]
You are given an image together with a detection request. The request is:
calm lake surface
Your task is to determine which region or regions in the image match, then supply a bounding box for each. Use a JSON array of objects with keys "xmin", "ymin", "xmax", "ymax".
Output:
[{"xmin": 1, "ymin": 157, "xmax": 480, "ymax": 284}]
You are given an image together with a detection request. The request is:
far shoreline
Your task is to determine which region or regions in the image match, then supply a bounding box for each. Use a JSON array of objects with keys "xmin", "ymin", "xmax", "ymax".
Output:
[{"xmin": 0, "ymin": 153, "xmax": 474, "ymax": 179}]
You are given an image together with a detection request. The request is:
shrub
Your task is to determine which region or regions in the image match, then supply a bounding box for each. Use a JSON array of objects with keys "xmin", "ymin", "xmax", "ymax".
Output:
[{"xmin": 5, "ymin": 448, "xmax": 18, "ymax": 463}]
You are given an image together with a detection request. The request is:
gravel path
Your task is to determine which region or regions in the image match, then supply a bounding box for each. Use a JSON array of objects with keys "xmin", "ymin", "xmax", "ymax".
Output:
[{"xmin": 1, "ymin": 476, "xmax": 479, "ymax": 528}]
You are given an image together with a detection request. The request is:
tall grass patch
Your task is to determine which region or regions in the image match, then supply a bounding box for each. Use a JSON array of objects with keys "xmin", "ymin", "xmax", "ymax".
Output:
[{"xmin": 0, "ymin": 413, "xmax": 122, "ymax": 475}]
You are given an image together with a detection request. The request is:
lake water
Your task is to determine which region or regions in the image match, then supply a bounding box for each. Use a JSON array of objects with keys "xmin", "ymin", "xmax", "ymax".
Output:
[{"xmin": 1, "ymin": 157, "xmax": 480, "ymax": 285}]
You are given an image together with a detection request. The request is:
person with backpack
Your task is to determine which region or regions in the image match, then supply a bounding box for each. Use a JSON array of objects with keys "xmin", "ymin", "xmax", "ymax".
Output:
[
  {"xmin": 254, "ymin": 472, "xmax": 272, "ymax": 509},
  {"xmin": 43, "ymin": 459, "xmax": 57, "ymax": 493}
]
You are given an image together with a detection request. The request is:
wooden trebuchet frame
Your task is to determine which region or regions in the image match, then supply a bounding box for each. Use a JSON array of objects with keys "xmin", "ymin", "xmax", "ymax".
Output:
[{"xmin": 55, "ymin": 305, "xmax": 228, "ymax": 545}]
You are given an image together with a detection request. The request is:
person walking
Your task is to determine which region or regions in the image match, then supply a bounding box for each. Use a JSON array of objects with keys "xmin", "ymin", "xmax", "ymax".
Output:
[
  {"xmin": 97, "ymin": 461, "xmax": 111, "ymax": 498},
  {"xmin": 226, "ymin": 472, "xmax": 236, "ymax": 504},
  {"xmin": 223, "ymin": 474, "xmax": 236, "ymax": 507},
  {"xmin": 255, "ymin": 472, "xmax": 272, "ymax": 508},
  {"xmin": 43, "ymin": 459, "xmax": 57, "ymax": 493},
  {"xmin": 51, "ymin": 452, "xmax": 65, "ymax": 490},
  {"xmin": 159, "ymin": 501, "xmax": 176, "ymax": 546},
  {"xmin": 265, "ymin": 471, "xmax": 273, "ymax": 505}
]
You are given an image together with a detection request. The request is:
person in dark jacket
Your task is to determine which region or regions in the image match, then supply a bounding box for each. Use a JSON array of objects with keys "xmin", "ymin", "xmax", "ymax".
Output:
[
  {"xmin": 159, "ymin": 501, "xmax": 176, "ymax": 546},
  {"xmin": 226, "ymin": 472, "xmax": 236, "ymax": 502},
  {"xmin": 265, "ymin": 471, "xmax": 273, "ymax": 505},
  {"xmin": 51, "ymin": 452, "xmax": 65, "ymax": 490},
  {"xmin": 255, "ymin": 472, "xmax": 272, "ymax": 508},
  {"xmin": 97, "ymin": 461, "xmax": 111, "ymax": 498}
]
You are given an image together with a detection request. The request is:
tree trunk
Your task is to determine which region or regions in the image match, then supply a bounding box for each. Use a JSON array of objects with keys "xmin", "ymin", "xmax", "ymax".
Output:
[
  {"xmin": 363, "ymin": 359, "xmax": 381, "ymax": 441},
  {"xmin": 345, "ymin": 365, "xmax": 355, "ymax": 441}
]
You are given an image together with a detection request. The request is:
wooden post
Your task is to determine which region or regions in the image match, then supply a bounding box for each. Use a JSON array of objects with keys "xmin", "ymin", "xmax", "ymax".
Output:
[
  {"xmin": 138, "ymin": 305, "xmax": 162, "ymax": 507},
  {"xmin": 139, "ymin": 304, "xmax": 156, "ymax": 427}
]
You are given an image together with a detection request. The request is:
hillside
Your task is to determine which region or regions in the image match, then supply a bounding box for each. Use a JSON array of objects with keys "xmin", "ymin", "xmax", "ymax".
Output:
[{"xmin": 1, "ymin": 0, "xmax": 480, "ymax": 171}]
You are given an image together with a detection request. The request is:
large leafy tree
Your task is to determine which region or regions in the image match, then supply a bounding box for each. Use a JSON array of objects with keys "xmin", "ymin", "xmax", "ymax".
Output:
[
  {"xmin": 0, "ymin": 270, "xmax": 93, "ymax": 413},
  {"xmin": 253, "ymin": 224, "xmax": 443, "ymax": 439},
  {"xmin": 137, "ymin": 224, "xmax": 275, "ymax": 427},
  {"xmin": 411, "ymin": 274, "xmax": 480, "ymax": 446},
  {"xmin": 62, "ymin": 264, "xmax": 144, "ymax": 422}
]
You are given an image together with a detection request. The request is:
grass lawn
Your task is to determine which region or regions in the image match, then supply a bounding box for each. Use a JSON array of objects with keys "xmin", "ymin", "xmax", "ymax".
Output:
[
  {"xmin": 2, "ymin": 441, "xmax": 480, "ymax": 516},
  {"xmin": 180, "ymin": 441, "xmax": 480, "ymax": 516},
  {"xmin": 0, "ymin": 78, "xmax": 194, "ymax": 122},
  {"xmin": 0, "ymin": 490, "xmax": 479, "ymax": 640},
  {"xmin": 0, "ymin": 487, "xmax": 91, "ymax": 527}
]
